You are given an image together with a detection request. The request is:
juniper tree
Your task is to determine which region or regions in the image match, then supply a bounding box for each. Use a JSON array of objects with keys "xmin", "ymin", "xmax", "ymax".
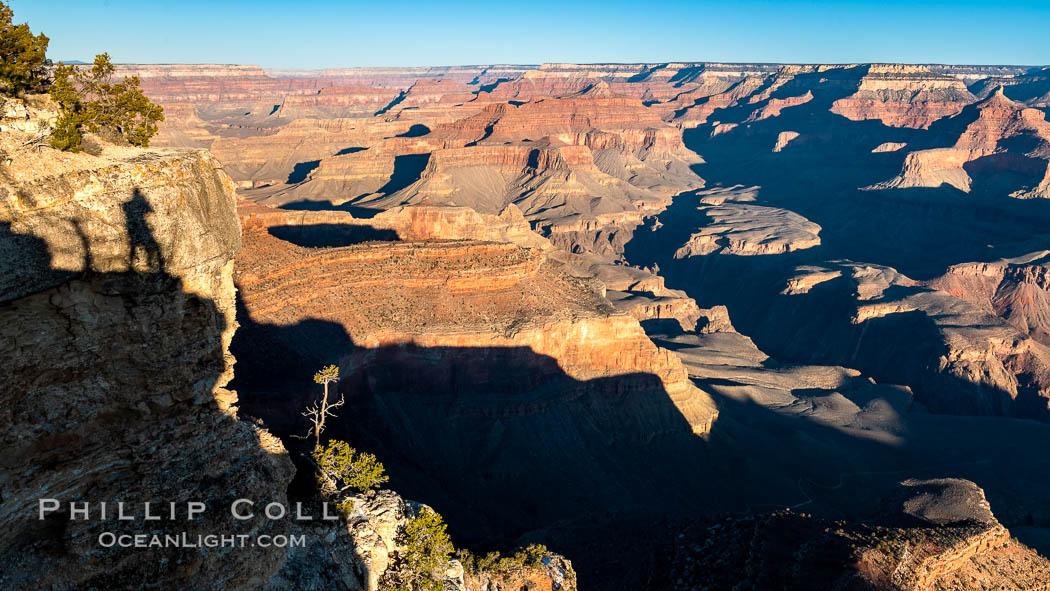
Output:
[
  {"xmin": 311, "ymin": 439, "xmax": 389, "ymax": 496},
  {"xmin": 382, "ymin": 507, "xmax": 455, "ymax": 591},
  {"xmin": 49, "ymin": 53, "xmax": 164, "ymax": 151},
  {"xmin": 0, "ymin": 2, "xmax": 50, "ymax": 96}
]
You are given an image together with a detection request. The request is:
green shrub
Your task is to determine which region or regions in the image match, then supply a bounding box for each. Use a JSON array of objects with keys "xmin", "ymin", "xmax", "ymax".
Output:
[
  {"xmin": 458, "ymin": 543, "xmax": 550, "ymax": 576},
  {"xmin": 0, "ymin": 2, "xmax": 50, "ymax": 96},
  {"xmin": 383, "ymin": 507, "xmax": 455, "ymax": 591},
  {"xmin": 47, "ymin": 110, "xmax": 87, "ymax": 152},
  {"xmin": 335, "ymin": 498, "xmax": 355, "ymax": 518},
  {"xmin": 49, "ymin": 53, "xmax": 163, "ymax": 151},
  {"xmin": 312, "ymin": 439, "xmax": 389, "ymax": 495}
]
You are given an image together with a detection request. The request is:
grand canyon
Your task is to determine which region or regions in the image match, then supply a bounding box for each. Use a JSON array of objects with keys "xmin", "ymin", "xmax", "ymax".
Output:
[{"xmin": 7, "ymin": 41, "xmax": 1050, "ymax": 591}]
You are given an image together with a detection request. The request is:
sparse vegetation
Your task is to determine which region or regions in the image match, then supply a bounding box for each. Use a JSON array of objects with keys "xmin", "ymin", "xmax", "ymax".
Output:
[
  {"xmin": 299, "ymin": 363, "xmax": 344, "ymax": 450},
  {"xmin": 335, "ymin": 497, "xmax": 355, "ymax": 518},
  {"xmin": 381, "ymin": 507, "xmax": 455, "ymax": 591},
  {"xmin": 49, "ymin": 53, "xmax": 163, "ymax": 152},
  {"xmin": 312, "ymin": 438, "xmax": 389, "ymax": 495},
  {"xmin": 0, "ymin": 1, "xmax": 50, "ymax": 96},
  {"xmin": 457, "ymin": 543, "xmax": 550, "ymax": 577}
]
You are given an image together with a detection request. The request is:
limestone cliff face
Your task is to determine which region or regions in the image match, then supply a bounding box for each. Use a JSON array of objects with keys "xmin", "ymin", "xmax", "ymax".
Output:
[
  {"xmin": 830, "ymin": 64, "xmax": 976, "ymax": 128},
  {"xmin": 0, "ymin": 124, "xmax": 298, "ymax": 589}
]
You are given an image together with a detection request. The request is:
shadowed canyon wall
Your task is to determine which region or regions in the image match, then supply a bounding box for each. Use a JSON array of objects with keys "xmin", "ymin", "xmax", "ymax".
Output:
[{"xmin": 0, "ymin": 136, "xmax": 300, "ymax": 588}]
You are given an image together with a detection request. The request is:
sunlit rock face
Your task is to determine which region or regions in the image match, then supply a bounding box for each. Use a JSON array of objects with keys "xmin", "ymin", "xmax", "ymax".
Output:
[
  {"xmin": 926, "ymin": 251, "xmax": 1050, "ymax": 348},
  {"xmin": 873, "ymin": 89, "xmax": 1050, "ymax": 197},
  {"xmin": 829, "ymin": 64, "xmax": 977, "ymax": 129}
]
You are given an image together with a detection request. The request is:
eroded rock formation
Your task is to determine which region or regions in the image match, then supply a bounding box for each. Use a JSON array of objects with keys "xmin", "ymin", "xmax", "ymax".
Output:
[
  {"xmin": 926, "ymin": 251, "xmax": 1050, "ymax": 347},
  {"xmin": 0, "ymin": 103, "xmax": 296, "ymax": 589},
  {"xmin": 829, "ymin": 64, "xmax": 976, "ymax": 129},
  {"xmin": 667, "ymin": 480, "xmax": 1050, "ymax": 590},
  {"xmin": 873, "ymin": 89, "xmax": 1050, "ymax": 198},
  {"xmin": 673, "ymin": 202, "xmax": 822, "ymax": 257}
]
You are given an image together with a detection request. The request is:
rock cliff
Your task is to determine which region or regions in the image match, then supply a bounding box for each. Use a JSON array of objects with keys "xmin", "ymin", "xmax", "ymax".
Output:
[
  {"xmin": 707, "ymin": 257, "xmax": 1050, "ymax": 418},
  {"xmin": 873, "ymin": 89, "xmax": 1050, "ymax": 198},
  {"xmin": 0, "ymin": 102, "xmax": 297, "ymax": 589},
  {"xmin": 259, "ymin": 87, "xmax": 706, "ymax": 260},
  {"xmin": 926, "ymin": 251, "xmax": 1050, "ymax": 347},
  {"xmin": 829, "ymin": 64, "xmax": 976, "ymax": 129},
  {"xmin": 234, "ymin": 201, "xmax": 714, "ymax": 432}
]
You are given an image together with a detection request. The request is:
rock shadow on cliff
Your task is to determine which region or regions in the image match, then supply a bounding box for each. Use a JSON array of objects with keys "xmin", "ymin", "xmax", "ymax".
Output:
[
  {"xmin": 230, "ymin": 299, "xmax": 721, "ymax": 587},
  {"xmin": 267, "ymin": 223, "xmax": 400, "ymax": 247},
  {"xmin": 229, "ymin": 287, "xmax": 1050, "ymax": 588},
  {"xmin": 0, "ymin": 194, "xmax": 293, "ymax": 590}
]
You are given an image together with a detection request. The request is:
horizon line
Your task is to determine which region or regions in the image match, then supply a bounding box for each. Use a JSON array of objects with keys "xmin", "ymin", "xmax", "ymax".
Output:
[{"xmin": 71, "ymin": 61, "xmax": 1049, "ymax": 69}]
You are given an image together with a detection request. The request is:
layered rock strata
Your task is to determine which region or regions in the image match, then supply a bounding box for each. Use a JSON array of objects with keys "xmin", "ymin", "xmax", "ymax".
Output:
[
  {"xmin": 235, "ymin": 202, "xmax": 713, "ymax": 432},
  {"xmin": 232, "ymin": 201, "xmax": 719, "ymax": 548},
  {"xmin": 829, "ymin": 64, "xmax": 977, "ymax": 128},
  {"xmin": 873, "ymin": 89, "xmax": 1050, "ymax": 198},
  {"xmin": 672, "ymin": 203, "xmax": 822, "ymax": 257},
  {"xmin": 926, "ymin": 251, "xmax": 1050, "ymax": 347}
]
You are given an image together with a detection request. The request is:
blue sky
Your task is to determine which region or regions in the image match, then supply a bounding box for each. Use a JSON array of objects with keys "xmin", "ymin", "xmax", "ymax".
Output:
[{"xmin": 13, "ymin": 0, "xmax": 1050, "ymax": 68}]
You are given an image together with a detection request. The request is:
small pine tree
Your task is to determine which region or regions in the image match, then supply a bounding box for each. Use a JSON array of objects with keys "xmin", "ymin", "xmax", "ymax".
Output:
[
  {"xmin": 0, "ymin": 1, "xmax": 50, "ymax": 96},
  {"xmin": 49, "ymin": 53, "xmax": 164, "ymax": 151},
  {"xmin": 312, "ymin": 439, "xmax": 389, "ymax": 495},
  {"xmin": 302, "ymin": 363, "xmax": 343, "ymax": 450}
]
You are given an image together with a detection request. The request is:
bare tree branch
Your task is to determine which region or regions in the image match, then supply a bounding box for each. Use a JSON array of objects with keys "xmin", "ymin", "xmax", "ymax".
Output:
[{"xmin": 301, "ymin": 364, "xmax": 344, "ymax": 450}]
